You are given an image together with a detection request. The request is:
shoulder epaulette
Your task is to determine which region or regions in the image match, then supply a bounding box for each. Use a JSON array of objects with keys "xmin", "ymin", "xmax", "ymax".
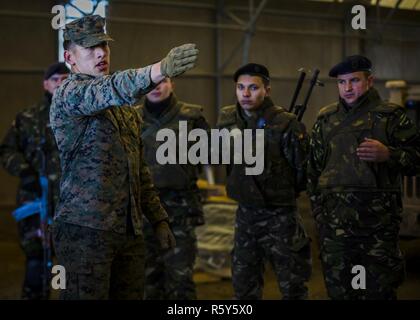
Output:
[
  {"xmin": 179, "ymin": 102, "xmax": 204, "ymax": 119},
  {"xmin": 217, "ymin": 105, "xmax": 237, "ymax": 128},
  {"xmin": 317, "ymin": 102, "xmax": 339, "ymax": 119}
]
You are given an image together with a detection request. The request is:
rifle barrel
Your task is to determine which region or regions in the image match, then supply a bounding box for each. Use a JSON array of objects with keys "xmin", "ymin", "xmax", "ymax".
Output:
[
  {"xmin": 289, "ymin": 70, "xmax": 306, "ymax": 113},
  {"xmin": 297, "ymin": 69, "xmax": 320, "ymax": 121}
]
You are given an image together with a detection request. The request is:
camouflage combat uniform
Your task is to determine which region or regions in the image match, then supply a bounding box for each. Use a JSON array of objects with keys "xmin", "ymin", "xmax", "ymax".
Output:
[
  {"xmin": 50, "ymin": 68, "xmax": 168, "ymax": 299},
  {"xmin": 0, "ymin": 94, "xmax": 60, "ymax": 299},
  {"xmin": 137, "ymin": 93, "xmax": 210, "ymax": 299},
  {"xmin": 308, "ymin": 88, "xmax": 420, "ymax": 299},
  {"xmin": 217, "ymin": 97, "xmax": 312, "ymax": 300}
]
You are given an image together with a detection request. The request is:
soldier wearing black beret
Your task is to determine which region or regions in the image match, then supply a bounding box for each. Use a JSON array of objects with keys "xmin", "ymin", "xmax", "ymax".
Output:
[
  {"xmin": 328, "ymin": 55, "xmax": 372, "ymax": 78},
  {"xmin": 307, "ymin": 55, "xmax": 420, "ymax": 299},
  {"xmin": 233, "ymin": 63, "xmax": 270, "ymax": 83}
]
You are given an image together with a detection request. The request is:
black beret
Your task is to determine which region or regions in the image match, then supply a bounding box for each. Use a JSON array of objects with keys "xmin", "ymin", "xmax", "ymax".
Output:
[
  {"xmin": 44, "ymin": 62, "xmax": 69, "ymax": 80},
  {"xmin": 233, "ymin": 63, "xmax": 270, "ymax": 82},
  {"xmin": 329, "ymin": 55, "xmax": 372, "ymax": 77}
]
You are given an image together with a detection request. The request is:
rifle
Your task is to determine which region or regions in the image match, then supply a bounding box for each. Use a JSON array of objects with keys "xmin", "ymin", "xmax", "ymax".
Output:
[
  {"xmin": 289, "ymin": 68, "xmax": 324, "ymax": 121},
  {"xmin": 12, "ymin": 138, "xmax": 53, "ymax": 299},
  {"xmin": 289, "ymin": 68, "xmax": 306, "ymax": 113}
]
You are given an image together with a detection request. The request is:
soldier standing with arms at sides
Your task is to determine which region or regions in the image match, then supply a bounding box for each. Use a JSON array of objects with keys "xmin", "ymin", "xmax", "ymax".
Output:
[
  {"xmin": 307, "ymin": 55, "xmax": 420, "ymax": 299},
  {"xmin": 138, "ymin": 77, "xmax": 210, "ymax": 299},
  {"xmin": 0, "ymin": 62, "xmax": 69, "ymax": 299},
  {"xmin": 217, "ymin": 63, "xmax": 312, "ymax": 300},
  {"xmin": 50, "ymin": 14, "xmax": 199, "ymax": 299}
]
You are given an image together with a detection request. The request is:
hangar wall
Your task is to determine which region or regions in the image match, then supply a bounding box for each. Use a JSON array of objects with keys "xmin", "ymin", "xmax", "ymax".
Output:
[{"xmin": 0, "ymin": 0, "xmax": 419, "ymax": 205}]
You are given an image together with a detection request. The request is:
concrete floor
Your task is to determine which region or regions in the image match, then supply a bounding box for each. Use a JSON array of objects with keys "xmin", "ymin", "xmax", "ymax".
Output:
[{"xmin": 1, "ymin": 199, "xmax": 420, "ymax": 300}]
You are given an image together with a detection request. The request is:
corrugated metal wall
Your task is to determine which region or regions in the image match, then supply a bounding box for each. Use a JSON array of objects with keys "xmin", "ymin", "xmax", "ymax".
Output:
[{"xmin": 0, "ymin": 0, "xmax": 419, "ymax": 205}]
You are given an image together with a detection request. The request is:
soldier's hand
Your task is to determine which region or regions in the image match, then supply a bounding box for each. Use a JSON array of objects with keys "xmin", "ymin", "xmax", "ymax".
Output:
[
  {"xmin": 357, "ymin": 138, "xmax": 390, "ymax": 162},
  {"xmin": 160, "ymin": 43, "xmax": 199, "ymax": 78},
  {"xmin": 154, "ymin": 220, "xmax": 176, "ymax": 250}
]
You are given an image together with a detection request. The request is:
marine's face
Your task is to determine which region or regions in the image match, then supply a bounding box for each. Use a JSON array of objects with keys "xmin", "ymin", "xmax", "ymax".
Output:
[
  {"xmin": 337, "ymin": 71, "xmax": 373, "ymax": 105},
  {"xmin": 146, "ymin": 78, "xmax": 174, "ymax": 103},
  {"xmin": 65, "ymin": 41, "xmax": 110, "ymax": 77},
  {"xmin": 236, "ymin": 75, "xmax": 270, "ymax": 112},
  {"xmin": 43, "ymin": 73, "xmax": 69, "ymax": 95}
]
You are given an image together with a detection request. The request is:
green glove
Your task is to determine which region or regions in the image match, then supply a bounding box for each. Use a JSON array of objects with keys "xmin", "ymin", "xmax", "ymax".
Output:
[
  {"xmin": 160, "ymin": 43, "xmax": 199, "ymax": 78},
  {"xmin": 154, "ymin": 220, "xmax": 176, "ymax": 250}
]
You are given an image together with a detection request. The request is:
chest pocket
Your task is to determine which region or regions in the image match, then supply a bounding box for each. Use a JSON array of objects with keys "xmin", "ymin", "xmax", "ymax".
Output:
[
  {"xmin": 319, "ymin": 112, "xmax": 389, "ymax": 189},
  {"xmin": 142, "ymin": 117, "xmax": 196, "ymax": 190},
  {"xmin": 261, "ymin": 129, "xmax": 294, "ymax": 187}
]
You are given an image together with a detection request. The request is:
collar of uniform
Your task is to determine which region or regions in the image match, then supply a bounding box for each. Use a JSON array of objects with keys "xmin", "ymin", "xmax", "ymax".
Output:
[
  {"xmin": 143, "ymin": 93, "xmax": 181, "ymax": 126},
  {"xmin": 144, "ymin": 93, "xmax": 177, "ymax": 119},
  {"xmin": 237, "ymin": 96, "xmax": 274, "ymax": 128},
  {"xmin": 68, "ymin": 72, "xmax": 97, "ymax": 81},
  {"xmin": 339, "ymin": 88, "xmax": 381, "ymax": 114}
]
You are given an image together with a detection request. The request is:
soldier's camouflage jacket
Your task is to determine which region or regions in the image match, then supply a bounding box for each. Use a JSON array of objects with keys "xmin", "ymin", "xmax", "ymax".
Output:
[
  {"xmin": 307, "ymin": 88, "xmax": 420, "ymax": 207},
  {"xmin": 0, "ymin": 95, "xmax": 60, "ymax": 208},
  {"xmin": 217, "ymin": 97, "xmax": 309, "ymax": 207},
  {"xmin": 137, "ymin": 94, "xmax": 210, "ymax": 226},
  {"xmin": 50, "ymin": 68, "xmax": 168, "ymax": 235}
]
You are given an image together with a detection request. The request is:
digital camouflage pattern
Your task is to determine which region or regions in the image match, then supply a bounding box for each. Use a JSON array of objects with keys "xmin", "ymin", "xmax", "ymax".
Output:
[
  {"xmin": 138, "ymin": 94, "xmax": 210, "ymax": 299},
  {"xmin": 308, "ymin": 87, "xmax": 420, "ymax": 299},
  {"xmin": 217, "ymin": 97, "xmax": 312, "ymax": 299},
  {"xmin": 50, "ymin": 68, "xmax": 168, "ymax": 234},
  {"xmin": 52, "ymin": 220, "xmax": 145, "ymax": 300},
  {"xmin": 63, "ymin": 15, "xmax": 113, "ymax": 48},
  {"xmin": 0, "ymin": 96, "xmax": 60, "ymax": 299},
  {"xmin": 50, "ymin": 68, "xmax": 169, "ymax": 299}
]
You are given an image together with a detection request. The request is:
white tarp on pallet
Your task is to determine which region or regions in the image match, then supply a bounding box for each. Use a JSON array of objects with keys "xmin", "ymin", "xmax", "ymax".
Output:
[{"xmin": 195, "ymin": 202, "xmax": 237, "ymax": 278}]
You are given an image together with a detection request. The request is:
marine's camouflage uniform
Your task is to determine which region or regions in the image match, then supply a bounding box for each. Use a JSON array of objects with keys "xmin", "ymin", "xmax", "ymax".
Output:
[
  {"xmin": 50, "ymin": 68, "xmax": 168, "ymax": 299},
  {"xmin": 308, "ymin": 88, "xmax": 420, "ymax": 299}
]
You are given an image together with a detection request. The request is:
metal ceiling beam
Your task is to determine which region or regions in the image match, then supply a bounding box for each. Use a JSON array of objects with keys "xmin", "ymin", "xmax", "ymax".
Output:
[
  {"xmin": 215, "ymin": 0, "xmax": 224, "ymax": 112},
  {"xmin": 0, "ymin": 10, "xmax": 418, "ymax": 43},
  {"xmin": 110, "ymin": 0, "xmax": 215, "ymax": 10},
  {"xmin": 242, "ymin": 0, "xmax": 268, "ymax": 64},
  {"xmin": 223, "ymin": 9, "xmax": 245, "ymax": 26},
  {"xmin": 2, "ymin": 2, "xmax": 420, "ymax": 28},
  {"xmin": 382, "ymin": 0, "xmax": 403, "ymax": 27},
  {"xmin": 227, "ymin": 5, "xmax": 341, "ymax": 21},
  {"xmin": 217, "ymin": 0, "xmax": 268, "ymax": 72}
]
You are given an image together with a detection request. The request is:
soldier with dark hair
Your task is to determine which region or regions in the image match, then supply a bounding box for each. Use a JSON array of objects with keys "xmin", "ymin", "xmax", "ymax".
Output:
[
  {"xmin": 50, "ymin": 15, "xmax": 199, "ymax": 299},
  {"xmin": 0, "ymin": 62, "xmax": 69, "ymax": 299},
  {"xmin": 137, "ymin": 77, "xmax": 210, "ymax": 299},
  {"xmin": 308, "ymin": 55, "xmax": 420, "ymax": 299},
  {"xmin": 217, "ymin": 63, "xmax": 312, "ymax": 300}
]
